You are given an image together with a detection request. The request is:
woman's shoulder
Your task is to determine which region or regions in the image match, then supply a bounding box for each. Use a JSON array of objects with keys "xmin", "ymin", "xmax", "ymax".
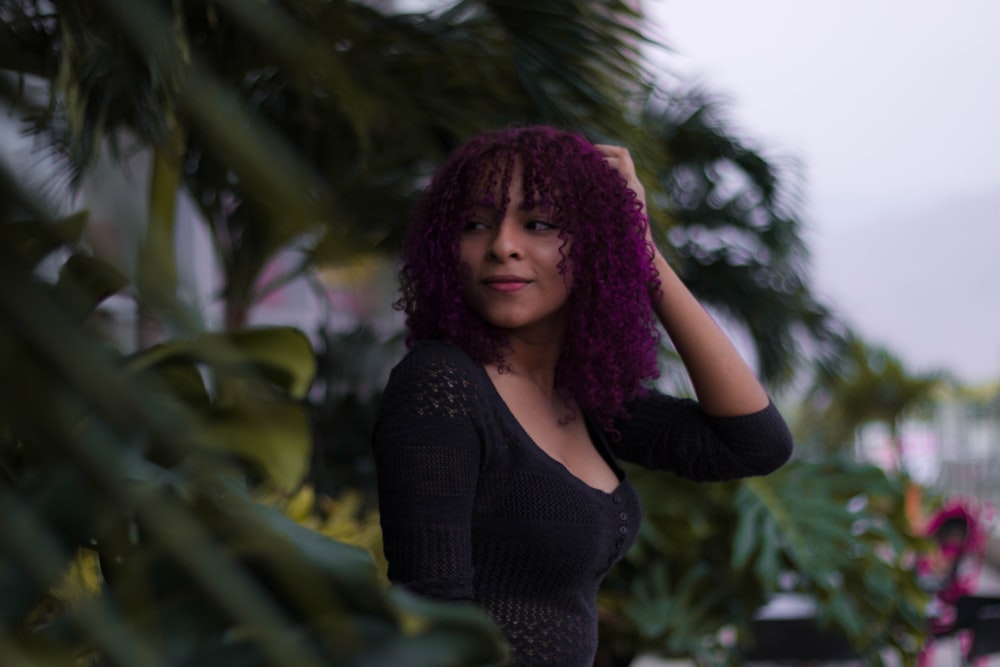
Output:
[
  {"xmin": 380, "ymin": 340, "xmax": 488, "ymax": 421},
  {"xmin": 387, "ymin": 340, "xmax": 484, "ymax": 391},
  {"xmin": 397, "ymin": 339, "xmax": 479, "ymax": 370}
]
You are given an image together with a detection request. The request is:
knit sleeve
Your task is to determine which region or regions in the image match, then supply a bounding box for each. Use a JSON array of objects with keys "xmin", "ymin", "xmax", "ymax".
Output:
[
  {"xmin": 608, "ymin": 391, "xmax": 793, "ymax": 481},
  {"xmin": 372, "ymin": 342, "xmax": 484, "ymax": 602}
]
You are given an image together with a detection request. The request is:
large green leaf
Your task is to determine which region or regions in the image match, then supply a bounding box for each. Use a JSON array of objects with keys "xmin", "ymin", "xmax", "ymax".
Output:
[
  {"xmin": 735, "ymin": 463, "xmax": 928, "ymax": 656},
  {"xmin": 198, "ymin": 404, "xmax": 311, "ymax": 492},
  {"xmin": 128, "ymin": 327, "xmax": 316, "ymax": 401},
  {"xmin": 135, "ymin": 360, "xmax": 212, "ymax": 409},
  {"xmin": 1, "ymin": 168, "xmax": 506, "ymax": 666}
]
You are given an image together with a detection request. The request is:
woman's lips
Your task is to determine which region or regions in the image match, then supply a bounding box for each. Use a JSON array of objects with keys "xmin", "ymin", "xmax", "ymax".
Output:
[{"xmin": 483, "ymin": 276, "xmax": 531, "ymax": 292}]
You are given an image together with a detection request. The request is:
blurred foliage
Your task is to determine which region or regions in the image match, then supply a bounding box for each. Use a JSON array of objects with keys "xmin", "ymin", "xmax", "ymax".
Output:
[
  {"xmin": 643, "ymin": 87, "xmax": 848, "ymax": 387},
  {"xmin": 0, "ymin": 184, "xmax": 507, "ymax": 665},
  {"xmin": 597, "ymin": 461, "xmax": 929, "ymax": 666},
  {"xmin": 796, "ymin": 337, "xmax": 944, "ymax": 459},
  {"xmin": 263, "ymin": 485, "xmax": 387, "ymax": 583},
  {"xmin": 1, "ymin": 0, "xmax": 656, "ymax": 330},
  {"xmin": 0, "ymin": 0, "xmax": 843, "ymax": 383},
  {"xmin": 307, "ymin": 326, "xmax": 403, "ymax": 501}
]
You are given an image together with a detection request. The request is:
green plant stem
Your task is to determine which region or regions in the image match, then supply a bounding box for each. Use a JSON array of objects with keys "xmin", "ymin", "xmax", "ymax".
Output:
[{"xmin": 137, "ymin": 131, "xmax": 183, "ymax": 347}]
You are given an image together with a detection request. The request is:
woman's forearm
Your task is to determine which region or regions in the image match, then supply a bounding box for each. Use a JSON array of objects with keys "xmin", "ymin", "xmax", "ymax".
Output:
[{"xmin": 651, "ymin": 252, "xmax": 770, "ymax": 416}]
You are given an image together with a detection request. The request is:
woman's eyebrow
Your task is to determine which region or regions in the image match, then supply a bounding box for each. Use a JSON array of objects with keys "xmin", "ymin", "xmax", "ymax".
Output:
[
  {"xmin": 519, "ymin": 206, "xmax": 551, "ymax": 217},
  {"xmin": 470, "ymin": 206, "xmax": 498, "ymax": 217}
]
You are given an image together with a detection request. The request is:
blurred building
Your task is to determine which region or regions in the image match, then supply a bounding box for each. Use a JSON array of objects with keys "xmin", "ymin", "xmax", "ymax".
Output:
[
  {"xmin": 933, "ymin": 390, "xmax": 1000, "ymax": 511},
  {"xmin": 855, "ymin": 389, "xmax": 1000, "ymax": 513}
]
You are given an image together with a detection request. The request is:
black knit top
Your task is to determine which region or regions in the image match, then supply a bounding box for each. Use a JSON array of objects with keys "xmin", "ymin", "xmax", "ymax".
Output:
[{"xmin": 372, "ymin": 341, "xmax": 793, "ymax": 666}]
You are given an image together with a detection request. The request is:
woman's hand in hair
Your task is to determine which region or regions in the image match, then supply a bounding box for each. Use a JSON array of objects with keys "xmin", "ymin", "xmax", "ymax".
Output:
[
  {"xmin": 594, "ymin": 143, "xmax": 658, "ymax": 260},
  {"xmin": 594, "ymin": 145, "xmax": 769, "ymax": 416},
  {"xmin": 594, "ymin": 144, "xmax": 645, "ymax": 210}
]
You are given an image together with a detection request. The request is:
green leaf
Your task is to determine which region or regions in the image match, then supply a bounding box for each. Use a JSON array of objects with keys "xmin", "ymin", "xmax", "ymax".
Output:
[
  {"xmin": 731, "ymin": 494, "xmax": 764, "ymax": 569},
  {"xmin": 128, "ymin": 328, "xmax": 316, "ymax": 401},
  {"xmin": 55, "ymin": 253, "xmax": 129, "ymax": 321},
  {"xmin": 198, "ymin": 403, "xmax": 311, "ymax": 492},
  {"xmin": 137, "ymin": 361, "xmax": 212, "ymax": 409},
  {"xmin": 0, "ymin": 211, "xmax": 88, "ymax": 270},
  {"xmin": 222, "ymin": 328, "xmax": 316, "ymax": 401}
]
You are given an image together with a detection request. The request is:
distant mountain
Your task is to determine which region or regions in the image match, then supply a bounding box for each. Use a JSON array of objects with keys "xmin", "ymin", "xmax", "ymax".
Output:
[{"xmin": 810, "ymin": 187, "xmax": 1000, "ymax": 386}]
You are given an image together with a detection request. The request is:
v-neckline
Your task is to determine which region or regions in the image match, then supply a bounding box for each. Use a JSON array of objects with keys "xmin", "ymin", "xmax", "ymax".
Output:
[{"xmin": 475, "ymin": 363, "xmax": 625, "ymax": 496}]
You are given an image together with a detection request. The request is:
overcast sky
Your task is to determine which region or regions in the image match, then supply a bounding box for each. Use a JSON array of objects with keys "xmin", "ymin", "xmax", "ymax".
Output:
[{"xmin": 645, "ymin": 0, "xmax": 1000, "ymax": 385}]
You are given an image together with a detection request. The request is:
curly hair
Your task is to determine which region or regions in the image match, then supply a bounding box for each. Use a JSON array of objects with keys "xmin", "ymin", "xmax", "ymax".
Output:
[{"xmin": 397, "ymin": 125, "xmax": 661, "ymax": 429}]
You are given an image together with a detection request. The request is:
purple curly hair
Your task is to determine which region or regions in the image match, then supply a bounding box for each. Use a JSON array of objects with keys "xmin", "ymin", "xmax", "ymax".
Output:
[{"xmin": 397, "ymin": 125, "xmax": 661, "ymax": 429}]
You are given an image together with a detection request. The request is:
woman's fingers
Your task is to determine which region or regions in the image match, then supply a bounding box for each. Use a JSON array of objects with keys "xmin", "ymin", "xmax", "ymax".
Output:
[
  {"xmin": 594, "ymin": 144, "xmax": 632, "ymax": 172},
  {"xmin": 594, "ymin": 143, "xmax": 646, "ymax": 210},
  {"xmin": 595, "ymin": 145, "xmax": 658, "ymax": 261},
  {"xmin": 595, "ymin": 144, "xmax": 638, "ymax": 182}
]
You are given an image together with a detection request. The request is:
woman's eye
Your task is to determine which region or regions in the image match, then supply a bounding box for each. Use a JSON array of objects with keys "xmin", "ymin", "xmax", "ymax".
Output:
[
  {"xmin": 525, "ymin": 220, "xmax": 557, "ymax": 231},
  {"xmin": 463, "ymin": 218, "xmax": 489, "ymax": 232}
]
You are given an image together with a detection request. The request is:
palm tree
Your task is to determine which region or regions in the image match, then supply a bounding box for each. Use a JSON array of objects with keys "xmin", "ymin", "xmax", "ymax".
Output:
[
  {"xmin": 2, "ymin": 0, "xmax": 655, "ymax": 329},
  {"xmin": 798, "ymin": 336, "xmax": 944, "ymax": 463},
  {"xmin": 641, "ymin": 86, "xmax": 846, "ymax": 387},
  {"xmin": 1, "ymin": 0, "xmax": 842, "ymax": 370}
]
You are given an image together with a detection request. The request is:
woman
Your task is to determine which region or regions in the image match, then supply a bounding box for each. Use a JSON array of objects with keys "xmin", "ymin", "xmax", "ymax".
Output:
[{"xmin": 372, "ymin": 126, "xmax": 793, "ymax": 666}]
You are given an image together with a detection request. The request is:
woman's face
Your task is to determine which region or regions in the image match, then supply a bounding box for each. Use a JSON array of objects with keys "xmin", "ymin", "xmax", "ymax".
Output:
[{"xmin": 458, "ymin": 163, "xmax": 572, "ymax": 343}]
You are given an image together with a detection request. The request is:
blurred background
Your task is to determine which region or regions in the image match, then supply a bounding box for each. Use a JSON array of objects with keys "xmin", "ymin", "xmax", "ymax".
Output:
[
  {"xmin": 649, "ymin": 0, "xmax": 1000, "ymax": 388},
  {"xmin": 1, "ymin": 0, "xmax": 997, "ymax": 665}
]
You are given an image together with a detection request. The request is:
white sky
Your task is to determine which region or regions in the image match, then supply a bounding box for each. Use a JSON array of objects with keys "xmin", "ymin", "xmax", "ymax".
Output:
[
  {"xmin": 646, "ymin": 0, "xmax": 1000, "ymax": 218},
  {"xmin": 644, "ymin": 0, "xmax": 1000, "ymax": 385}
]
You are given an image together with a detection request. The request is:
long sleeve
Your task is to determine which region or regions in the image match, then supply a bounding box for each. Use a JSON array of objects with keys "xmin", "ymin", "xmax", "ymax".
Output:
[
  {"xmin": 372, "ymin": 343, "xmax": 485, "ymax": 601},
  {"xmin": 609, "ymin": 390, "xmax": 793, "ymax": 481}
]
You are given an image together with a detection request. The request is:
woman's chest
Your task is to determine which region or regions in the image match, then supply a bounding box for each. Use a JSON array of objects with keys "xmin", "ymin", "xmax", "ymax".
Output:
[{"xmin": 471, "ymin": 427, "xmax": 642, "ymax": 581}]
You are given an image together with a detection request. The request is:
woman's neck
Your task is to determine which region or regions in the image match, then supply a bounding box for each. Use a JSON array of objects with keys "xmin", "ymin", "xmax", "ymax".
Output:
[{"xmin": 492, "ymin": 333, "xmax": 563, "ymax": 400}]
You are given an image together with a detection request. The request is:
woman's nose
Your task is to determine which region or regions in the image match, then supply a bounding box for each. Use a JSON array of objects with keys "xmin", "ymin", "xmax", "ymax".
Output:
[{"xmin": 487, "ymin": 218, "xmax": 522, "ymax": 260}]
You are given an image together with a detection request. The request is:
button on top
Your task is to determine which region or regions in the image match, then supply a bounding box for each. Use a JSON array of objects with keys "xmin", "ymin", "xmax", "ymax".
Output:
[{"xmin": 612, "ymin": 494, "xmax": 622, "ymax": 504}]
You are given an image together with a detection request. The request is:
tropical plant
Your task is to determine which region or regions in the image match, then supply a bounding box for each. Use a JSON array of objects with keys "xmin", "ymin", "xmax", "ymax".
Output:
[
  {"xmin": 797, "ymin": 336, "xmax": 944, "ymax": 461},
  {"xmin": 0, "ymin": 179, "xmax": 506, "ymax": 665},
  {"xmin": 0, "ymin": 0, "xmax": 843, "ymax": 373},
  {"xmin": 597, "ymin": 460, "xmax": 929, "ymax": 666},
  {"xmin": 307, "ymin": 324, "xmax": 403, "ymax": 500},
  {"xmin": 1, "ymin": 0, "xmax": 656, "ymax": 330},
  {"xmin": 264, "ymin": 484, "xmax": 388, "ymax": 582},
  {"xmin": 642, "ymin": 86, "xmax": 848, "ymax": 388}
]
